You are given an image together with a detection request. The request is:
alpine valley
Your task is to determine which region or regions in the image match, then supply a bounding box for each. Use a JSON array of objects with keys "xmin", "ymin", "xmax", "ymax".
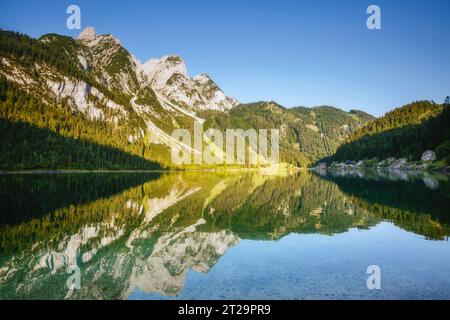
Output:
[
  {"xmin": 1, "ymin": 22, "xmax": 450, "ymax": 302},
  {"xmin": 0, "ymin": 27, "xmax": 376, "ymax": 170}
]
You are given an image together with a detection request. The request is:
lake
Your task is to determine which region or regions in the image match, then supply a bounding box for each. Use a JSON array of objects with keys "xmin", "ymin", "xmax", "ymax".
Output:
[{"xmin": 0, "ymin": 169, "xmax": 449, "ymax": 300}]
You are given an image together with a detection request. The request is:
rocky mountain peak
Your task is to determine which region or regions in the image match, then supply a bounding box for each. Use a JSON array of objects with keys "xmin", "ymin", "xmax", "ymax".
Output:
[
  {"xmin": 142, "ymin": 55, "xmax": 187, "ymax": 74},
  {"xmin": 193, "ymin": 74, "xmax": 212, "ymax": 85},
  {"xmin": 78, "ymin": 27, "xmax": 122, "ymax": 47},
  {"xmin": 163, "ymin": 54, "xmax": 184, "ymax": 66},
  {"xmin": 78, "ymin": 27, "xmax": 96, "ymax": 41},
  {"xmin": 140, "ymin": 54, "xmax": 238, "ymax": 111},
  {"xmin": 141, "ymin": 54, "xmax": 188, "ymax": 90}
]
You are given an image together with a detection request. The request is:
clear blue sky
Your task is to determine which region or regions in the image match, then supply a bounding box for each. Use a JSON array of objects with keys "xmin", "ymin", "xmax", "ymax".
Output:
[{"xmin": 1, "ymin": 0, "xmax": 449, "ymax": 116}]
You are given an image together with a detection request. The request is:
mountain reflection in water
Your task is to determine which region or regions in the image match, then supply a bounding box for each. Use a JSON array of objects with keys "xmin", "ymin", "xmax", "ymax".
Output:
[{"xmin": 0, "ymin": 170, "xmax": 449, "ymax": 300}]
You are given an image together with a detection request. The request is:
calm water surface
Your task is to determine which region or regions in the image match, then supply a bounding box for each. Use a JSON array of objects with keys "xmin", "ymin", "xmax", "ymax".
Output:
[{"xmin": 0, "ymin": 169, "xmax": 449, "ymax": 300}]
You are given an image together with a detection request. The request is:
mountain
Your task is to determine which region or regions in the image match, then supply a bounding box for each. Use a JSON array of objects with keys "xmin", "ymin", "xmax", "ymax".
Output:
[
  {"xmin": 323, "ymin": 100, "xmax": 450, "ymax": 166},
  {"xmin": 141, "ymin": 55, "xmax": 238, "ymax": 112},
  {"xmin": 199, "ymin": 102, "xmax": 375, "ymax": 166},
  {"xmin": 0, "ymin": 27, "xmax": 374, "ymax": 170}
]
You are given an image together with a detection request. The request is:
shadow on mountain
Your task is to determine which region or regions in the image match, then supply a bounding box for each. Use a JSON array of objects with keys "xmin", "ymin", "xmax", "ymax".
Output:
[{"xmin": 0, "ymin": 118, "xmax": 162, "ymax": 171}]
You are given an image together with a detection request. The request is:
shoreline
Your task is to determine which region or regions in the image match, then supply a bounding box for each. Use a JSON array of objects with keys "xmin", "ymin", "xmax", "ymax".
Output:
[
  {"xmin": 321, "ymin": 166, "xmax": 450, "ymax": 175},
  {"xmin": 1, "ymin": 167, "xmax": 448, "ymax": 175},
  {"xmin": 0, "ymin": 169, "xmax": 170, "ymax": 175},
  {"xmin": 0, "ymin": 167, "xmax": 307, "ymax": 175}
]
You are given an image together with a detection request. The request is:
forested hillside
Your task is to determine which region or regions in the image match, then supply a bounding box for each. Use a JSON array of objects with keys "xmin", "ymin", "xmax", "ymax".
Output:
[
  {"xmin": 0, "ymin": 77, "xmax": 162, "ymax": 170},
  {"xmin": 0, "ymin": 30, "xmax": 173, "ymax": 170},
  {"xmin": 199, "ymin": 102, "xmax": 375, "ymax": 166},
  {"xmin": 323, "ymin": 101, "xmax": 450, "ymax": 165}
]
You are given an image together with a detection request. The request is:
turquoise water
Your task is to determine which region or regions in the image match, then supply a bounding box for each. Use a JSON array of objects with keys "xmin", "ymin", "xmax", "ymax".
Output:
[
  {"xmin": 131, "ymin": 223, "xmax": 450, "ymax": 299},
  {"xmin": 1, "ymin": 170, "xmax": 449, "ymax": 300}
]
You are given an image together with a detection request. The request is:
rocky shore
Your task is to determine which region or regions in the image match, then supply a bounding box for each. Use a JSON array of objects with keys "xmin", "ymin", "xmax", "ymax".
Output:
[{"xmin": 323, "ymin": 150, "xmax": 450, "ymax": 174}]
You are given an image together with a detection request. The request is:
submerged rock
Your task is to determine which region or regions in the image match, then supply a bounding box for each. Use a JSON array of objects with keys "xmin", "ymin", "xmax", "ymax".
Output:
[{"xmin": 423, "ymin": 177, "xmax": 439, "ymax": 190}]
